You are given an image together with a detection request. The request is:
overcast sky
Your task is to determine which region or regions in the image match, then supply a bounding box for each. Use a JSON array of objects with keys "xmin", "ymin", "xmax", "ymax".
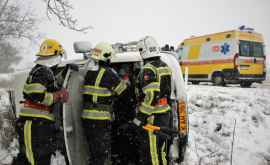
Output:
[{"xmin": 19, "ymin": 0, "xmax": 270, "ymax": 68}]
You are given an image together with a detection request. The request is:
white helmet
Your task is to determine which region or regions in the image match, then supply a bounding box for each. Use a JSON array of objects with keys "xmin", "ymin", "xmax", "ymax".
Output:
[
  {"xmin": 137, "ymin": 36, "xmax": 160, "ymax": 59},
  {"xmin": 91, "ymin": 42, "xmax": 115, "ymax": 62}
]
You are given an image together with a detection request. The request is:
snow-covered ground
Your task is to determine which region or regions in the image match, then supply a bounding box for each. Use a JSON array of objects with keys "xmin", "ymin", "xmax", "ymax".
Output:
[
  {"xmin": 184, "ymin": 84, "xmax": 270, "ymax": 165},
  {"xmin": 0, "ymin": 84, "xmax": 270, "ymax": 165}
]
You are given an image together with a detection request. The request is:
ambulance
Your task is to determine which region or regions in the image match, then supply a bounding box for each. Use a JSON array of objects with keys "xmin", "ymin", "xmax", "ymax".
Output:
[{"xmin": 177, "ymin": 26, "xmax": 266, "ymax": 87}]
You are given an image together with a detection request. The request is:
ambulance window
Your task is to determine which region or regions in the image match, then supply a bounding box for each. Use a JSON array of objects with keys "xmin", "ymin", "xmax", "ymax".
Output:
[
  {"xmin": 177, "ymin": 47, "xmax": 184, "ymax": 60},
  {"xmin": 253, "ymin": 42, "xmax": 264, "ymax": 57},
  {"xmin": 239, "ymin": 40, "xmax": 251, "ymax": 57},
  {"xmin": 240, "ymin": 41, "xmax": 264, "ymax": 57}
]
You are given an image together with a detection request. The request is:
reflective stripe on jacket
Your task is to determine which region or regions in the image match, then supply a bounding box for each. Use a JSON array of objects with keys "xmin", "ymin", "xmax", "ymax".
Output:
[
  {"xmin": 82, "ymin": 65, "xmax": 127, "ymax": 120},
  {"xmin": 139, "ymin": 59, "xmax": 172, "ymax": 115},
  {"xmin": 23, "ymin": 83, "xmax": 54, "ymax": 106},
  {"xmin": 21, "ymin": 64, "xmax": 59, "ymax": 121},
  {"xmin": 19, "ymin": 106, "xmax": 55, "ymax": 121},
  {"xmin": 81, "ymin": 109, "xmax": 112, "ymax": 120}
]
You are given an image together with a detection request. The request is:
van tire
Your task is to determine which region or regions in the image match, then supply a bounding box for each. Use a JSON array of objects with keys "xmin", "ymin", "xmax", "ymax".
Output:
[
  {"xmin": 240, "ymin": 81, "xmax": 252, "ymax": 88},
  {"xmin": 212, "ymin": 75, "xmax": 225, "ymax": 86}
]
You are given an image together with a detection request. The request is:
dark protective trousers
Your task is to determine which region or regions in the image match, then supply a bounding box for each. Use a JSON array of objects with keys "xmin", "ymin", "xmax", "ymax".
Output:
[
  {"xmin": 12, "ymin": 118, "xmax": 57, "ymax": 165},
  {"xmin": 82, "ymin": 120, "xmax": 112, "ymax": 165},
  {"xmin": 112, "ymin": 122, "xmax": 140, "ymax": 165},
  {"xmin": 135, "ymin": 113, "xmax": 170, "ymax": 165}
]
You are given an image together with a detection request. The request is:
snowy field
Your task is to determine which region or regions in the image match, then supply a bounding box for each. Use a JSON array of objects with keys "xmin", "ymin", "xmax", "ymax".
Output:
[
  {"xmin": 184, "ymin": 84, "xmax": 270, "ymax": 165},
  {"xmin": 0, "ymin": 83, "xmax": 270, "ymax": 165}
]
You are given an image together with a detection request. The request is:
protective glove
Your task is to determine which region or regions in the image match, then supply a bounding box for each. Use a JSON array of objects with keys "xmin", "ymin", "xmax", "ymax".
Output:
[
  {"xmin": 118, "ymin": 113, "xmax": 148, "ymax": 133},
  {"xmin": 132, "ymin": 112, "xmax": 148, "ymax": 127},
  {"xmin": 53, "ymin": 88, "xmax": 69, "ymax": 103}
]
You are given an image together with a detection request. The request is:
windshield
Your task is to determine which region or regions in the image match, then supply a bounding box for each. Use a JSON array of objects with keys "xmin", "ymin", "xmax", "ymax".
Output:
[
  {"xmin": 239, "ymin": 40, "xmax": 264, "ymax": 57},
  {"xmin": 177, "ymin": 47, "xmax": 184, "ymax": 60}
]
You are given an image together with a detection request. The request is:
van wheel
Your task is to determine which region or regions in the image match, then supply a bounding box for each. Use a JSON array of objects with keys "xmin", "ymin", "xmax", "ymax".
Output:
[
  {"xmin": 212, "ymin": 75, "xmax": 225, "ymax": 86},
  {"xmin": 179, "ymin": 135, "xmax": 188, "ymax": 163},
  {"xmin": 191, "ymin": 81, "xmax": 200, "ymax": 85},
  {"xmin": 240, "ymin": 81, "xmax": 252, "ymax": 88}
]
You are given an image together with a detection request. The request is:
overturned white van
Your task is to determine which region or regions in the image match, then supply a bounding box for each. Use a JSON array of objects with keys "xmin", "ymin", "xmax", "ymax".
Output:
[{"xmin": 8, "ymin": 41, "xmax": 188, "ymax": 165}]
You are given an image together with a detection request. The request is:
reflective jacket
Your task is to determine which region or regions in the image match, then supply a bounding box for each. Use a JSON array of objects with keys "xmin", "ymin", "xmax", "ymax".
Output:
[
  {"xmin": 138, "ymin": 57, "xmax": 172, "ymax": 115},
  {"xmin": 19, "ymin": 64, "xmax": 62, "ymax": 121},
  {"xmin": 81, "ymin": 63, "xmax": 128, "ymax": 121}
]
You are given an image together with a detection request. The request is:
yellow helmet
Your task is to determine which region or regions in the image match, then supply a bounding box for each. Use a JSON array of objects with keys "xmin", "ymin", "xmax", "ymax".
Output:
[
  {"xmin": 91, "ymin": 42, "xmax": 115, "ymax": 62},
  {"xmin": 37, "ymin": 39, "xmax": 65, "ymax": 57}
]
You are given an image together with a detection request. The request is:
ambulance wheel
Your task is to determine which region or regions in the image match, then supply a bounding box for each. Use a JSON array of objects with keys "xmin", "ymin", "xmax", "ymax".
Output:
[
  {"xmin": 240, "ymin": 81, "xmax": 252, "ymax": 88},
  {"xmin": 191, "ymin": 81, "xmax": 199, "ymax": 85},
  {"xmin": 212, "ymin": 75, "xmax": 225, "ymax": 86}
]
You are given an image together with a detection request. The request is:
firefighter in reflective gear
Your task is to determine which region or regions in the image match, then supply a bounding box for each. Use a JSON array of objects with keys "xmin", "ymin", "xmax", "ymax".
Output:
[
  {"xmin": 12, "ymin": 39, "xmax": 69, "ymax": 165},
  {"xmin": 134, "ymin": 36, "xmax": 172, "ymax": 165},
  {"xmin": 81, "ymin": 42, "xmax": 128, "ymax": 165},
  {"xmin": 111, "ymin": 63, "xmax": 140, "ymax": 164}
]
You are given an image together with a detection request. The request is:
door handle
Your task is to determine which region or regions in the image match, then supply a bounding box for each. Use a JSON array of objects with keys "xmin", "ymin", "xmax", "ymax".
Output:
[{"xmin": 254, "ymin": 58, "xmax": 257, "ymax": 63}]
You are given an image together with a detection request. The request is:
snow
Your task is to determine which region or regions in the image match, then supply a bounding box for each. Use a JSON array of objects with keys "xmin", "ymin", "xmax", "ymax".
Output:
[
  {"xmin": 0, "ymin": 88, "xmax": 66, "ymax": 165},
  {"xmin": 1, "ymin": 83, "xmax": 270, "ymax": 164},
  {"xmin": 184, "ymin": 84, "xmax": 270, "ymax": 165},
  {"xmin": 0, "ymin": 74, "xmax": 14, "ymax": 89},
  {"xmin": 0, "ymin": 89, "xmax": 18, "ymax": 165},
  {"xmin": 0, "ymin": 74, "xmax": 13, "ymax": 81}
]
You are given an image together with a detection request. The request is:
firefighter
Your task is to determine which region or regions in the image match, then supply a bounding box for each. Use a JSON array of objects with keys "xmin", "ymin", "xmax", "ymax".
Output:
[
  {"xmin": 81, "ymin": 42, "xmax": 128, "ymax": 165},
  {"xmin": 12, "ymin": 39, "xmax": 69, "ymax": 165},
  {"xmin": 133, "ymin": 36, "xmax": 172, "ymax": 165},
  {"xmin": 111, "ymin": 63, "xmax": 140, "ymax": 165}
]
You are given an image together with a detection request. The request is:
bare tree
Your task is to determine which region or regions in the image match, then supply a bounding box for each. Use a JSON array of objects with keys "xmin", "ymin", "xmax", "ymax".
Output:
[
  {"xmin": 0, "ymin": 0, "xmax": 91, "ymax": 73},
  {"xmin": 0, "ymin": 0, "xmax": 91, "ymax": 39},
  {"xmin": 0, "ymin": 41, "xmax": 21, "ymax": 73},
  {"xmin": 44, "ymin": 0, "xmax": 92, "ymax": 32},
  {"xmin": 0, "ymin": 0, "xmax": 38, "ymax": 41},
  {"xmin": 0, "ymin": 0, "xmax": 38, "ymax": 73}
]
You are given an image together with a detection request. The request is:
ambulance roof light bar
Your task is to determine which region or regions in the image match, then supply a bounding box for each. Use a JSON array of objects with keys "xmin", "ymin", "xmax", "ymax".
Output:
[{"xmin": 238, "ymin": 25, "xmax": 254, "ymax": 33}]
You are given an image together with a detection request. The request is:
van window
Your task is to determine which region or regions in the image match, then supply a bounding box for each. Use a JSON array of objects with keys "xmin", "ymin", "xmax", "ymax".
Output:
[{"xmin": 239, "ymin": 40, "xmax": 264, "ymax": 57}]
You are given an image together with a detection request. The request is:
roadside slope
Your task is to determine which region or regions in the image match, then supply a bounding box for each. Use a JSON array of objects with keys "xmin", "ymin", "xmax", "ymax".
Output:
[{"xmin": 184, "ymin": 85, "xmax": 270, "ymax": 165}]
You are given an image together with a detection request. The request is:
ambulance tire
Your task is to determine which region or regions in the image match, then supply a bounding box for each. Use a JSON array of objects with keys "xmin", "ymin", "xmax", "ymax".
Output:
[
  {"xmin": 212, "ymin": 74, "xmax": 225, "ymax": 86},
  {"xmin": 240, "ymin": 81, "xmax": 252, "ymax": 88},
  {"xmin": 191, "ymin": 81, "xmax": 200, "ymax": 85}
]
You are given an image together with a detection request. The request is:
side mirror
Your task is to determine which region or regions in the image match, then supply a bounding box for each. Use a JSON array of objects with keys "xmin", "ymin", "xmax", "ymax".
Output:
[
  {"xmin": 179, "ymin": 61, "xmax": 183, "ymax": 65},
  {"xmin": 73, "ymin": 41, "xmax": 92, "ymax": 54}
]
